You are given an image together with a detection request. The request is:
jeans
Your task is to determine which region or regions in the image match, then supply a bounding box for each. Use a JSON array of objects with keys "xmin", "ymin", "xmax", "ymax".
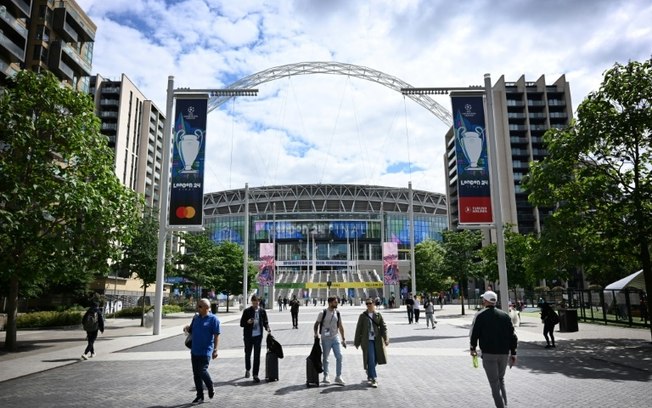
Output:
[
  {"xmin": 425, "ymin": 312, "xmax": 436, "ymax": 327},
  {"xmin": 84, "ymin": 330, "xmax": 98, "ymax": 354},
  {"xmin": 321, "ymin": 336, "xmax": 343, "ymax": 377},
  {"xmin": 244, "ymin": 335, "xmax": 263, "ymax": 376},
  {"xmin": 481, "ymin": 353, "xmax": 509, "ymax": 408},
  {"xmin": 191, "ymin": 355, "xmax": 213, "ymax": 397},
  {"xmin": 406, "ymin": 307, "xmax": 413, "ymax": 323},
  {"xmin": 291, "ymin": 311, "xmax": 299, "ymax": 328},
  {"xmin": 367, "ymin": 339, "xmax": 377, "ymax": 379}
]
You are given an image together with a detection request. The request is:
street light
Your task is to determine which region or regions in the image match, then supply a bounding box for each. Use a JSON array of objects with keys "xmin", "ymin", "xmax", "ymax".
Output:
[{"xmin": 401, "ymin": 76, "xmax": 509, "ymax": 312}]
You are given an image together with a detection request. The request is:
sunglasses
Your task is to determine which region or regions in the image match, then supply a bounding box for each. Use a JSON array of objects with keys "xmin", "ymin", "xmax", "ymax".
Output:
[{"xmin": 365, "ymin": 302, "xmax": 373, "ymax": 305}]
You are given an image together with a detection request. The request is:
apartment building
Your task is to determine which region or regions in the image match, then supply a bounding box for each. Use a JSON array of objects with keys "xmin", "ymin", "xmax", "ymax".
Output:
[
  {"xmin": 445, "ymin": 74, "xmax": 573, "ymax": 235},
  {"xmin": 89, "ymin": 73, "xmax": 166, "ymax": 210}
]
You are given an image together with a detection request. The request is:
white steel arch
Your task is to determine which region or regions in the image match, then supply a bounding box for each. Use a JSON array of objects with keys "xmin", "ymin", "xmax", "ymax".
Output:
[{"xmin": 208, "ymin": 61, "xmax": 453, "ymax": 126}]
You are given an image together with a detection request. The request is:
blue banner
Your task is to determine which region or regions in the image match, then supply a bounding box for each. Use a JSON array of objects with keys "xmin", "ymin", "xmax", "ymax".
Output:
[
  {"xmin": 450, "ymin": 93, "xmax": 492, "ymax": 224},
  {"xmin": 169, "ymin": 96, "xmax": 208, "ymax": 226}
]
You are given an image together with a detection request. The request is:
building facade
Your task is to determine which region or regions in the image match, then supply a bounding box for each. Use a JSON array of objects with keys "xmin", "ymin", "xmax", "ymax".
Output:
[
  {"xmin": 89, "ymin": 73, "xmax": 166, "ymax": 210},
  {"xmin": 445, "ymin": 75, "xmax": 573, "ymax": 235}
]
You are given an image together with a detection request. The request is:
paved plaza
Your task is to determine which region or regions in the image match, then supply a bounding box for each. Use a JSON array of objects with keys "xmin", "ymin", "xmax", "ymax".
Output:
[{"xmin": 1, "ymin": 304, "xmax": 650, "ymax": 407}]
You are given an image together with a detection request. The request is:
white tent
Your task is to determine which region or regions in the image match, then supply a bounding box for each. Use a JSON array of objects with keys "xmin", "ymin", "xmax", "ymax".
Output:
[{"xmin": 604, "ymin": 269, "xmax": 645, "ymax": 291}]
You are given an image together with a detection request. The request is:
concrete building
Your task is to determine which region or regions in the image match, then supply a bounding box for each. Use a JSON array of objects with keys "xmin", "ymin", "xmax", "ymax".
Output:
[
  {"xmin": 445, "ymin": 75, "xmax": 573, "ymax": 235},
  {"xmin": 89, "ymin": 73, "xmax": 166, "ymax": 210}
]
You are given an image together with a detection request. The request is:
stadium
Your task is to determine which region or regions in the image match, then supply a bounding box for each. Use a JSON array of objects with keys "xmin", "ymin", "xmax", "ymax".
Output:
[{"xmin": 203, "ymin": 183, "xmax": 448, "ymax": 303}]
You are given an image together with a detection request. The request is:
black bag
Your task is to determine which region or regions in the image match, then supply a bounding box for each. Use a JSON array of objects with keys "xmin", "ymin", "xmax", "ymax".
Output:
[
  {"xmin": 306, "ymin": 357, "xmax": 320, "ymax": 387},
  {"xmin": 550, "ymin": 311, "xmax": 560, "ymax": 325},
  {"xmin": 185, "ymin": 316, "xmax": 195, "ymax": 349},
  {"xmin": 265, "ymin": 351, "xmax": 279, "ymax": 381},
  {"xmin": 308, "ymin": 337, "xmax": 323, "ymax": 374},
  {"xmin": 266, "ymin": 333, "xmax": 284, "ymax": 358}
]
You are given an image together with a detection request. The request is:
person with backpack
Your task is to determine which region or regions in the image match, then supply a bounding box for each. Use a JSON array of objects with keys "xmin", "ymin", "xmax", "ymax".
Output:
[
  {"xmin": 313, "ymin": 297, "xmax": 346, "ymax": 385},
  {"xmin": 354, "ymin": 298, "xmax": 389, "ymax": 388},
  {"xmin": 540, "ymin": 302, "xmax": 559, "ymax": 348},
  {"xmin": 81, "ymin": 301, "xmax": 104, "ymax": 360}
]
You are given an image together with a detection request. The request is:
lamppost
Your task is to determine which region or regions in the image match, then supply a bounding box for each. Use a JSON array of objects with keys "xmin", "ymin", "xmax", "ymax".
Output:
[{"xmin": 401, "ymin": 75, "xmax": 509, "ymax": 311}]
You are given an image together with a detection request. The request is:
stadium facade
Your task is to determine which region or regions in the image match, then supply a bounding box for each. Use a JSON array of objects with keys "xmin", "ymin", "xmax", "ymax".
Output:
[{"xmin": 203, "ymin": 184, "xmax": 448, "ymax": 301}]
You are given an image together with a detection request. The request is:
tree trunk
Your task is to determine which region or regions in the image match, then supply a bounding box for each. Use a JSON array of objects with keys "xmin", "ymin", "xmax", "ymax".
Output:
[
  {"xmin": 460, "ymin": 293, "xmax": 465, "ymax": 316},
  {"xmin": 140, "ymin": 285, "xmax": 147, "ymax": 327},
  {"xmin": 639, "ymin": 237, "xmax": 652, "ymax": 342},
  {"xmin": 3, "ymin": 277, "xmax": 19, "ymax": 352}
]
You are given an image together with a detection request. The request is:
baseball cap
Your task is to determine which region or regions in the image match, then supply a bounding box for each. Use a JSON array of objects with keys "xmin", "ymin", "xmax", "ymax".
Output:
[{"xmin": 481, "ymin": 291, "xmax": 498, "ymax": 305}]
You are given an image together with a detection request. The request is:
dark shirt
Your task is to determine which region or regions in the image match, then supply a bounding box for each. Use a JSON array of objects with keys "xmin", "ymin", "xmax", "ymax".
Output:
[
  {"xmin": 240, "ymin": 306, "xmax": 270, "ymax": 338},
  {"xmin": 470, "ymin": 306, "xmax": 518, "ymax": 355}
]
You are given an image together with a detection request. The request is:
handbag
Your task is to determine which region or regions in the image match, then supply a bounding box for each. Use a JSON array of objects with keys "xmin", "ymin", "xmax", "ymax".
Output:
[{"xmin": 185, "ymin": 316, "xmax": 196, "ymax": 349}]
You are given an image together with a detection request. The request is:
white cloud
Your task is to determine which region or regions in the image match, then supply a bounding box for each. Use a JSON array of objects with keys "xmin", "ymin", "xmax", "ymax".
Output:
[{"xmin": 77, "ymin": 0, "xmax": 652, "ymax": 195}]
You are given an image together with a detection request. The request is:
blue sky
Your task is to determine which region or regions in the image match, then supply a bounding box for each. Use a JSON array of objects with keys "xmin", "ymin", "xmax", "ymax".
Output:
[{"xmin": 77, "ymin": 0, "xmax": 652, "ymax": 195}]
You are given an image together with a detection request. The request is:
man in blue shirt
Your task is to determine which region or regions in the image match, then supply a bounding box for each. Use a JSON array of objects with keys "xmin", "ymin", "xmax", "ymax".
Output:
[{"xmin": 185, "ymin": 298, "xmax": 220, "ymax": 404}]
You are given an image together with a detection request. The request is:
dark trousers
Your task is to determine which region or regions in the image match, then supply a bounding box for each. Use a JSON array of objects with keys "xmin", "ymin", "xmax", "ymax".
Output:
[
  {"xmin": 414, "ymin": 309, "xmax": 421, "ymax": 323},
  {"xmin": 84, "ymin": 330, "xmax": 98, "ymax": 354},
  {"xmin": 406, "ymin": 307, "xmax": 414, "ymax": 323},
  {"xmin": 191, "ymin": 355, "xmax": 213, "ymax": 397},
  {"xmin": 291, "ymin": 311, "xmax": 299, "ymax": 328},
  {"xmin": 543, "ymin": 322, "xmax": 555, "ymax": 346},
  {"xmin": 244, "ymin": 335, "xmax": 263, "ymax": 375}
]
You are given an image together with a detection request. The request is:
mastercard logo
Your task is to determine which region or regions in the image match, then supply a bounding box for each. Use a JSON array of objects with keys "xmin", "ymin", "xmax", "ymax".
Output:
[{"xmin": 175, "ymin": 206, "xmax": 196, "ymax": 219}]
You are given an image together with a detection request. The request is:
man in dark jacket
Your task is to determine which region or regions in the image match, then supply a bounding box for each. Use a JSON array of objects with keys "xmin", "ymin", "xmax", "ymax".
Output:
[
  {"xmin": 81, "ymin": 302, "xmax": 104, "ymax": 360},
  {"xmin": 289, "ymin": 295, "xmax": 300, "ymax": 329},
  {"xmin": 240, "ymin": 295, "xmax": 271, "ymax": 382},
  {"xmin": 470, "ymin": 291, "xmax": 518, "ymax": 408}
]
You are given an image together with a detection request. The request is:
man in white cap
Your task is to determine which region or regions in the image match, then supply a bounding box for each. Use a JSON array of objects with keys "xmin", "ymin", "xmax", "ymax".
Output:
[{"xmin": 469, "ymin": 290, "xmax": 518, "ymax": 408}]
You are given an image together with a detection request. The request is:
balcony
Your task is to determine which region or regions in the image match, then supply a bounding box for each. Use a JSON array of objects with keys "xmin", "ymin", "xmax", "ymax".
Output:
[
  {"xmin": 0, "ymin": 6, "xmax": 28, "ymax": 39},
  {"xmin": 0, "ymin": 30, "xmax": 25, "ymax": 62},
  {"xmin": 49, "ymin": 40, "xmax": 92, "ymax": 76},
  {"xmin": 53, "ymin": 6, "xmax": 95, "ymax": 42},
  {"xmin": 3, "ymin": 0, "xmax": 31, "ymax": 18},
  {"xmin": 52, "ymin": 8, "xmax": 78, "ymax": 43},
  {"xmin": 47, "ymin": 50, "xmax": 74, "ymax": 80}
]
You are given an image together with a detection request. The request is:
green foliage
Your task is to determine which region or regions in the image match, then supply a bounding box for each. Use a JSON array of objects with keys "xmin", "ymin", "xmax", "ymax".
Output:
[
  {"xmin": 121, "ymin": 208, "xmax": 160, "ymax": 289},
  {"xmin": 173, "ymin": 232, "xmax": 225, "ymax": 292},
  {"xmin": 0, "ymin": 71, "xmax": 141, "ymax": 350},
  {"xmin": 161, "ymin": 304, "xmax": 183, "ymax": 314},
  {"xmin": 414, "ymin": 239, "xmax": 446, "ymax": 292},
  {"xmin": 16, "ymin": 311, "xmax": 82, "ymax": 329},
  {"xmin": 478, "ymin": 227, "xmax": 537, "ymax": 290},
  {"xmin": 113, "ymin": 306, "xmax": 153, "ymax": 318},
  {"xmin": 524, "ymin": 58, "xmax": 652, "ymax": 290}
]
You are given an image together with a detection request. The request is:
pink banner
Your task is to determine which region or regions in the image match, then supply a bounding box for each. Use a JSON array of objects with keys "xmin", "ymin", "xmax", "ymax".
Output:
[
  {"xmin": 383, "ymin": 242, "xmax": 399, "ymax": 284},
  {"xmin": 258, "ymin": 243, "xmax": 275, "ymax": 286}
]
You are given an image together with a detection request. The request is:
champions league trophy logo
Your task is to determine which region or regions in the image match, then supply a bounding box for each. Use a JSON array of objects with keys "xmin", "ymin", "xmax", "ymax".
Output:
[
  {"xmin": 175, "ymin": 128, "xmax": 204, "ymax": 173},
  {"xmin": 457, "ymin": 124, "xmax": 485, "ymax": 171}
]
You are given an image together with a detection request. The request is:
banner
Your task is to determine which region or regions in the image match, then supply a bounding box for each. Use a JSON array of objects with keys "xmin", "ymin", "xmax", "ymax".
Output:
[
  {"xmin": 383, "ymin": 242, "xmax": 399, "ymax": 284},
  {"xmin": 258, "ymin": 243, "xmax": 275, "ymax": 286},
  {"xmin": 450, "ymin": 93, "xmax": 493, "ymax": 224},
  {"xmin": 169, "ymin": 96, "xmax": 208, "ymax": 227}
]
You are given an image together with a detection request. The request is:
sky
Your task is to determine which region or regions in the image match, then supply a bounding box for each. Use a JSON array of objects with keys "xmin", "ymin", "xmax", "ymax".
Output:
[{"xmin": 76, "ymin": 0, "xmax": 652, "ymax": 195}]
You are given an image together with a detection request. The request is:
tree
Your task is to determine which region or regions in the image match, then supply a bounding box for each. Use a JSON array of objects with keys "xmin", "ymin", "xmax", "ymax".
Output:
[
  {"xmin": 120, "ymin": 208, "xmax": 160, "ymax": 326},
  {"xmin": 478, "ymin": 228, "xmax": 537, "ymax": 299},
  {"xmin": 441, "ymin": 229, "xmax": 482, "ymax": 315},
  {"xmin": 414, "ymin": 239, "xmax": 446, "ymax": 294},
  {"xmin": 0, "ymin": 71, "xmax": 141, "ymax": 351},
  {"xmin": 524, "ymin": 58, "xmax": 652, "ymax": 338},
  {"xmin": 174, "ymin": 232, "xmax": 224, "ymax": 301}
]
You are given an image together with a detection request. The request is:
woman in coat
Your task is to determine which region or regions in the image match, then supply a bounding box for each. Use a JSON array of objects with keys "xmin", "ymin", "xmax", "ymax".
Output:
[{"xmin": 354, "ymin": 298, "xmax": 389, "ymax": 388}]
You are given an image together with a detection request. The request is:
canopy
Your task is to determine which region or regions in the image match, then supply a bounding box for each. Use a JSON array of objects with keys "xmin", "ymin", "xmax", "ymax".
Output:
[{"xmin": 604, "ymin": 269, "xmax": 645, "ymax": 291}]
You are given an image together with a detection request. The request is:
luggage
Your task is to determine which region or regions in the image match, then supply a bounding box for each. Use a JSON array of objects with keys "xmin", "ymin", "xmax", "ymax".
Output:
[
  {"xmin": 265, "ymin": 351, "xmax": 279, "ymax": 382},
  {"xmin": 266, "ymin": 333, "xmax": 284, "ymax": 358},
  {"xmin": 306, "ymin": 357, "xmax": 320, "ymax": 387}
]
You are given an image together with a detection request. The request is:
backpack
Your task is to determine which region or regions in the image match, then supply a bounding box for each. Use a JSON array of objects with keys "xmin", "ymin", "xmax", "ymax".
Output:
[
  {"xmin": 83, "ymin": 310, "xmax": 99, "ymax": 332},
  {"xmin": 549, "ymin": 311, "xmax": 560, "ymax": 325},
  {"xmin": 319, "ymin": 309, "xmax": 341, "ymax": 335}
]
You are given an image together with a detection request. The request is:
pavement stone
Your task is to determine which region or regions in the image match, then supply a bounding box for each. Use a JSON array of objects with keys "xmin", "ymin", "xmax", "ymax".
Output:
[{"xmin": 0, "ymin": 304, "xmax": 650, "ymax": 407}]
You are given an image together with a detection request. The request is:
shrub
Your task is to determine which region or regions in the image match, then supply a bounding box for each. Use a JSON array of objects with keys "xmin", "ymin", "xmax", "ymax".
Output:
[
  {"xmin": 162, "ymin": 304, "xmax": 183, "ymax": 314},
  {"xmin": 16, "ymin": 311, "xmax": 82, "ymax": 329},
  {"xmin": 114, "ymin": 306, "xmax": 154, "ymax": 318}
]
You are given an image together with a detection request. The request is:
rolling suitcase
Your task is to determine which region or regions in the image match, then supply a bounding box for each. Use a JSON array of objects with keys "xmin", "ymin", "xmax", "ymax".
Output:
[
  {"xmin": 306, "ymin": 357, "xmax": 320, "ymax": 387},
  {"xmin": 265, "ymin": 351, "xmax": 279, "ymax": 382}
]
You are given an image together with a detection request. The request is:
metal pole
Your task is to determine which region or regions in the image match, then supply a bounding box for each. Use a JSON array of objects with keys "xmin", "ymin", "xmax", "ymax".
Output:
[
  {"xmin": 409, "ymin": 181, "xmax": 416, "ymax": 295},
  {"xmin": 272, "ymin": 203, "xmax": 276, "ymax": 308},
  {"xmin": 242, "ymin": 183, "xmax": 249, "ymax": 309},
  {"xmin": 153, "ymin": 76, "xmax": 175, "ymax": 335},
  {"xmin": 484, "ymin": 73, "xmax": 509, "ymax": 311}
]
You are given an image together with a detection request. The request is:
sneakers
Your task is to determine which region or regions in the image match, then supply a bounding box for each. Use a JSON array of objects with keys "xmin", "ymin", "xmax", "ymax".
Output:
[
  {"xmin": 81, "ymin": 354, "xmax": 88, "ymax": 360},
  {"xmin": 245, "ymin": 370, "xmax": 251, "ymax": 378},
  {"xmin": 322, "ymin": 375, "xmax": 330, "ymax": 384},
  {"xmin": 90, "ymin": 352, "xmax": 96, "ymax": 358},
  {"xmin": 334, "ymin": 376, "xmax": 345, "ymax": 386},
  {"xmin": 370, "ymin": 379, "xmax": 378, "ymax": 388}
]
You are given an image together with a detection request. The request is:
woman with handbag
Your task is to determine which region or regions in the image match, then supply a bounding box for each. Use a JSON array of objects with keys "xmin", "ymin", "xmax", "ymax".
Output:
[{"xmin": 354, "ymin": 298, "xmax": 389, "ymax": 388}]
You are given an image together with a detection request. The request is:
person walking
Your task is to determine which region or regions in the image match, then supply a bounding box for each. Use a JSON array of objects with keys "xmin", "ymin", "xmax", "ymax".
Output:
[
  {"xmin": 313, "ymin": 297, "xmax": 346, "ymax": 385},
  {"xmin": 184, "ymin": 298, "xmax": 220, "ymax": 404},
  {"xmin": 540, "ymin": 302, "xmax": 559, "ymax": 348},
  {"xmin": 469, "ymin": 291, "xmax": 518, "ymax": 408},
  {"xmin": 354, "ymin": 298, "xmax": 389, "ymax": 388},
  {"xmin": 413, "ymin": 296, "xmax": 421, "ymax": 324},
  {"xmin": 240, "ymin": 295, "xmax": 271, "ymax": 383},
  {"xmin": 289, "ymin": 295, "xmax": 300, "ymax": 329},
  {"xmin": 424, "ymin": 297, "xmax": 437, "ymax": 329},
  {"xmin": 81, "ymin": 301, "xmax": 104, "ymax": 360},
  {"xmin": 405, "ymin": 292, "xmax": 415, "ymax": 324}
]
